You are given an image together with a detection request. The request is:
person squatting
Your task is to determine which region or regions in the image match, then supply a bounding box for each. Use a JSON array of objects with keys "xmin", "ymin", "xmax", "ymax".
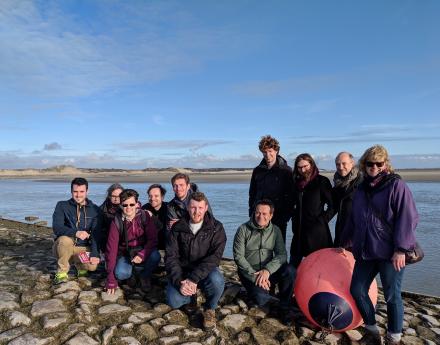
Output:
[{"xmin": 51, "ymin": 137, "xmax": 418, "ymax": 343}]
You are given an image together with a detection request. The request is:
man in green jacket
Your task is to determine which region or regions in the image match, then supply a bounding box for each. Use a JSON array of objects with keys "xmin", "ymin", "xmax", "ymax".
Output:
[{"xmin": 233, "ymin": 199, "xmax": 296, "ymax": 325}]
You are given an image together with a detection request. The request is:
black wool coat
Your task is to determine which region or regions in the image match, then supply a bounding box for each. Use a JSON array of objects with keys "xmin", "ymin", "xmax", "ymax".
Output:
[{"xmin": 290, "ymin": 174, "xmax": 334, "ymax": 258}]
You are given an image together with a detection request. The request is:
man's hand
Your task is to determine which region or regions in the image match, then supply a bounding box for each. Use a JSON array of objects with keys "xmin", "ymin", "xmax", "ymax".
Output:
[
  {"xmin": 131, "ymin": 255, "xmax": 143, "ymax": 264},
  {"xmin": 89, "ymin": 257, "xmax": 100, "ymax": 265},
  {"xmin": 180, "ymin": 279, "xmax": 197, "ymax": 296},
  {"xmin": 254, "ymin": 269, "xmax": 271, "ymax": 291},
  {"xmin": 391, "ymin": 251, "xmax": 406, "ymax": 272},
  {"xmin": 76, "ymin": 231, "xmax": 90, "ymax": 240},
  {"xmin": 168, "ymin": 219, "xmax": 178, "ymax": 229}
]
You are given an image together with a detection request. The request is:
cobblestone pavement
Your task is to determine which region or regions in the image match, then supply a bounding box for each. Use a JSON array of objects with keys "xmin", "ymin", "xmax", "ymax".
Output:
[{"xmin": 0, "ymin": 218, "xmax": 439, "ymax": 345}]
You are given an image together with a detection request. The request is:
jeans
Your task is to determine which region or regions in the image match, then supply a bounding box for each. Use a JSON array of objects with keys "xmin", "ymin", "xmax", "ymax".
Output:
[
  {"xmin": 350, "ymin": 258, "xmax": 405, "ymax": 334},
  {"xmin": 166, "ymin": 268, "xmax": 225, "ymax": 310},
  {"xmin": 114, "ymin": 249, "xmax": 160, "ymax": 280},
  {"xmin": 239, "ymin": 263, "xmax": 296, "ymax": 309}
]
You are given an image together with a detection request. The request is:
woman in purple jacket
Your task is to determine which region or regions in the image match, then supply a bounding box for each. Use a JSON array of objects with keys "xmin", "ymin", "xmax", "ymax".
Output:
[
  {"xmin": 106, "ymin": 189, "xmax": 160, "ymax": 294},
  {"xmin": 340, "ymin": 145, "xmax": 418, "ymax": 345}
]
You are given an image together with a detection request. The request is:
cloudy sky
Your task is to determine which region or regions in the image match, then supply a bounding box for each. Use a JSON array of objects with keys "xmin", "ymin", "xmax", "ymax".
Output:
[{"xmin": 1, "ymin": 0, "xmax": 439, "ymax": 169}]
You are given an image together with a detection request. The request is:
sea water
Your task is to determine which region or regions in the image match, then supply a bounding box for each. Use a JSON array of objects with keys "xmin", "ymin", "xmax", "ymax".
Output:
[{"xmin": 0, "ymin": 179, "xmax": 438, "ymax": 296}]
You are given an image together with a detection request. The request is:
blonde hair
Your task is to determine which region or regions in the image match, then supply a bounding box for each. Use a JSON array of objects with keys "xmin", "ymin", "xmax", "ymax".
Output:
[{"xmin": 359, "ymin": 145, "xmax": 394, "ymax": 174}]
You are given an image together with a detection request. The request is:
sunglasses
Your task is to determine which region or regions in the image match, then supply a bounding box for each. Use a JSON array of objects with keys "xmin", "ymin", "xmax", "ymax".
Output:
[
  {"xmin": 121, "ymin": 203, "xmax": 136, "ymax": 208},
  {"xmin": 366, "ymin": 161, "xmax": 385, "ymax": 168}
]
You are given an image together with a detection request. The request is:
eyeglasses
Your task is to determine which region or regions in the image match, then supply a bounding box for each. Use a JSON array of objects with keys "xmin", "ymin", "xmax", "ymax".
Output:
[
  {"xmin": 366, "ymin": 161, "xmax": 385, "ymax": 168},
  {"xmin": 121, "ymin": 203, "xmax": 136, "ymax": 208}
]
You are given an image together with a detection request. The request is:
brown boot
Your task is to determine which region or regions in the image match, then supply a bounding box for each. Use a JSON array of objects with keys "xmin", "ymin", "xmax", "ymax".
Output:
[{"xmin": 202, "ymin": 309, "xmax": 216, "ymax": 329}]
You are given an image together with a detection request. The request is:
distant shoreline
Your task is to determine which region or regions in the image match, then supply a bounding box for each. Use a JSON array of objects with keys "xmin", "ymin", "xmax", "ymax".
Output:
[{"xmin": 0, "ymin": 168, "xmax": 439, "ymax": 183}]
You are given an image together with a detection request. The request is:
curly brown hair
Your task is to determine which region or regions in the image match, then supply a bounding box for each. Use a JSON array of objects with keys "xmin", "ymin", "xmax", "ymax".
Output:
[
  {"xmin": 358, "ymin": 145, "xmax": 394, "ymax": 174},
  {"xmin": 258, "ymin": 135, "xmax": 280, "ymax": 152}
]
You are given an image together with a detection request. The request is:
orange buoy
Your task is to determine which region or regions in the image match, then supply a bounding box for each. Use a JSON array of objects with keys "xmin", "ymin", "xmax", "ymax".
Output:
[{"xmin": 294, "ymin": 248, "xmax": 378, "ymax": 332}]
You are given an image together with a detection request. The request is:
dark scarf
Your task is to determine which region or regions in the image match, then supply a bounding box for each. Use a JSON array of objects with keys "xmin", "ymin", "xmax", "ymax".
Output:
[
  {"xmin": 295, "ymin": 167, "xmax": 318, "ymax": 191},
  {"xmin": 105, "ymin": 199, "xmax": 119, "ymax": 215},
  {"xmin": 363, "ymin": 171, "xmax": 400, "ymax": 192},
  {"xmin": 334, "ymin": 166, "xmax": 360, "ymax": 190}
]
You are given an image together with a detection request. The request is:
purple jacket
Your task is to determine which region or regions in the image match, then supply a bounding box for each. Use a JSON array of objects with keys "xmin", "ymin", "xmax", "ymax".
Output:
[{"xmin": 341, "ymin": 175, "xmax": 418, "ymax": 261}]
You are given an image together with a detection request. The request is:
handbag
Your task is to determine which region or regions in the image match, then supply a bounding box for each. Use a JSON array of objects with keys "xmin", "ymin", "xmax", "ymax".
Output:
[{"xmin": 365, "ymin": 191, "xmax": 424, "ymax": 265}]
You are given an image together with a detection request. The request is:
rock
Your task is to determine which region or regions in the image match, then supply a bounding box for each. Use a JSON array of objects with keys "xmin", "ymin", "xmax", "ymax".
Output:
[
  {"xmin": 258, "ymin": 318, "xmax": 288, "ymax": 337},
  {"xmin": 416, "ymin": 325, "xmax": 437, "ymax": 341},
  {"xmin": 120, "ymin": 336, "xmax": 141, "ymax": 345},
  {"xmin": 66, "ymin": 332, "xmax": 100, "ymax": 345},
  {"xmin": 128, "ymin": 311, "xmax": 155, "ymax": 324},
  {"xmin": 7, "ymin": 311, "xmax": 32, "ymax": 327},
  {"xmin": 158, "ymin": 336, "xmax": 180, "ymax": 345},
  {"xmin": 298, "ymin": 326, "xmax": 315, "ymax": 338},
  {"xmin": 223, "ymin": 304, "xmax": 240, "ymax": 313},
  {"xmin": 180, "ymin": 343, "xmax": 203, "ymax": 345},
  {"xmin": 30, "ymin": 299, "xmax": 67, "ymax": 317},
  {"xmin": 0, "ymin": 327, "xmax": 27, "ymax": 343},
  {"xmin": 25, "ymin": 216, "xmax": 39, "ymax": 221},
  {"xmin": 8, "ymin": 333, "xmax": 53, "ymax": 345},
  {"xmin": 138, "ymin": 323, "xmax": 158, "ymax": 342},
  {"xmin": 219, "ymin": 308, "xmax": 232, "ymax": 317},
  {"xmin": 404, "ymin": 328, "xmax": 417, "ymax": 336},
  {"xmin": 21, "ymin": 290, "xmax": 52, "ymax": 305},
  {"xmin": 400, "ymin": 335, "xmax": 424, "ymax": 345},
  {"xmin": 160, "ymin": 324, "xmax": 185, "ymax": 335},
  {"xmin": 53, "ymin": 280, "xmax": 81, "ymax": 293},
  {"xmin": 41, "ymin": 313, "xmax": 69, "ymax": 329},
  {"xmin": 251, "ymin": 327, "xmax": 279, "ymax": 345},
  {"xmin": 219, "ymin": 314, "xmax": 256, "ymax": 335},
  {"xmin": 154, "ymin": 303, "xmax": 172, "ymax": 315},
  {"xmin": 102, "ymin": 326, "xmax": 117, "ymax": 345},
  {"xmin": 78, "ymin": 290, "xmax": 100, "ymax": 304},
  {"xmin": 150, "ymin": 317, "xmax": 167, "ymax": 328},
  {"xmin": 54, "ymin": 290, "xmax": 79, "ymax": 301},
  {"xmin": 120, "ymin": 323, "xmax": 134, "ymax": 330},
  {"xmin": 183, "ymin": 328, "xmax": 204, "ymax": 339},
  {"xmin": 0, "ymin": 300, "xmax": 20, "ymax": 311},
  {"xmin": 101, "ymin": 288, "xmax": 124, "ymax": 302},
  {"xmin": 86, "ymin": 326, "xmax": 100, "ymax": 336},
  {"xmin": 163, "ymin": 309, "xmax": 189, "ymax": 325},
  {"xmin": 204, "ymin": 335, "xmax": 217, "ymax": 345},
  {"xmin": 0, "ymin": 291, "xmax": 18, "ymax": 301},
  {"xmin": 345, "ymin": 329, "xmax": 363, "ymax": 341},
  {"xmin": 34, "ymin": 221, "xmax": 48, "ymax": 226},
  {"xmin": 98, "ymin": 303, "xmax": 131, "ymax": 315},
  {"xmin": 421, "ymin": 314, "xmax": 440, "ymax": 327},
  {"xmin": 237, "ymin": 331, "xmax": 251, "ymax": 343},
  {"xmin": 59, "ymin": 323, "xmax": 86, "ymax": 343},
  {"xmin": 278, "ymin": 330, "xmax": 300, "ymax": 345}
]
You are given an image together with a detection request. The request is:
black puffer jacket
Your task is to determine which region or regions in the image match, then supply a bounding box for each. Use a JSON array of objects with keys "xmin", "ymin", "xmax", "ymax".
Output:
[
  {"xmin": 290, "ymin": 174, "xmax": 334, "ymax": 259},
  {"xmin": 165, "ymin": 213, "xmax": 226, "ymax": 288},
  {"xmin": 249, "ymin": 155, "xmax": 293, "ymax": 226}
]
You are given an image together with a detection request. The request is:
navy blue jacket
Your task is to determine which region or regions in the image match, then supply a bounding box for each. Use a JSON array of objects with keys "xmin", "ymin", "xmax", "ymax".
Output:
[{"xmin": 52, "ymin": 198, "xmax": 102, "ymax": 258}]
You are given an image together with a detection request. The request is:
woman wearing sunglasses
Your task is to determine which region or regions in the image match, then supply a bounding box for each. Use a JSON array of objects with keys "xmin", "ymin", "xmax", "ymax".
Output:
[
  {"xmin": 105, "ymin": 189, "xmax": 160, "ymax": 294},
  {"xmin": 339, "ymin": 145, "xmax": 418, "ymax": 345}
]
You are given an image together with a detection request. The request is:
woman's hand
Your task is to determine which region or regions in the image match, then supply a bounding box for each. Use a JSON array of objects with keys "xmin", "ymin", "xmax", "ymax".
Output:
[
  {"xmin": 107, "ymin": 288, "xmax": 116, "ymax": 295},
  {"xmin": 131, "ymin": 255, "xmax": 143, "ymax": 264},
  {"xmin": 391, "ymin": 251, "xmax": 406, "ymax": 271}
]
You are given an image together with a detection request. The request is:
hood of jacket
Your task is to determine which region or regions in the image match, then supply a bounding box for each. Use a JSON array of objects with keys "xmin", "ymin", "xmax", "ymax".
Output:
[{"xmin": 257, "ymin": 155, "xmax": 289, "ymax": 170}]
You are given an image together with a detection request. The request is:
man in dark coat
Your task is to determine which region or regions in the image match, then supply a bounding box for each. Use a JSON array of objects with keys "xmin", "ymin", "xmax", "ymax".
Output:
[
  {"xmin": 290, "ymin": 154, "xmax": 334, "ymax": 267},
  {"xmin": 99, "ymin": 183, "xmax": 124, "ymax": 252},
  {"xmin": 166, "ymin": 192, "xmax": 226, "ymax": 329},
  {"xmin": 332, "ymin": 152, "xmax": 362, "ymax": 247},
  {"xmin": 249, "ymin": 135, "xmax": 293, "ymax": 242},
  {"xmin": 142, "ymin": 183, "xmax": 168, "ymax": 250}
]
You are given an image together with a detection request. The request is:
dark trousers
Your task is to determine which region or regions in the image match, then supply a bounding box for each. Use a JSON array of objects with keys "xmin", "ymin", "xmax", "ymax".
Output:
[
  {"xmin": 239, "ymin": 263, "xmax": 296, "ymax": 309},
  {"xmin": 350, "ymin": 258, "xmax": 405, "ymax": 334}
]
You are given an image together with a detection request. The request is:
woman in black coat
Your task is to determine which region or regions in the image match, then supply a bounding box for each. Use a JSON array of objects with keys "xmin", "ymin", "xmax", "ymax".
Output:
[{"xmin": 290, "ymin": 153, "xmax": 334, "ymax": 267}]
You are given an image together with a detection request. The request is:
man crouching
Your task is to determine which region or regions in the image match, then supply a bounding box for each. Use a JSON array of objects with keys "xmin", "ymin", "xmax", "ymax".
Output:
[{"xmin": 165, "ymin": 192, "xmax": 226, "ymax": 329}]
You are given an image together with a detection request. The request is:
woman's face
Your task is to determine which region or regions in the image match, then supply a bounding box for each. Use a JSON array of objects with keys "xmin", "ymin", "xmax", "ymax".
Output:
[
  {"xmin": 296, "ymin": 159, "xmax": 312, "ymax": 177},
  {"xmin": 365, "ymin": 158, "xmax": 386, "ymax": 178},
  {"xmin": 121, "ymin": 196, "xmax": 137, "ymax": 218}
]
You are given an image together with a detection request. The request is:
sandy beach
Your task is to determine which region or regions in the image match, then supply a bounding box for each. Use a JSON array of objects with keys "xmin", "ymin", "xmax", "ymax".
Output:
[{"xmin": 0, "ymin": 167, "xmax": 439, "ymax": 183}]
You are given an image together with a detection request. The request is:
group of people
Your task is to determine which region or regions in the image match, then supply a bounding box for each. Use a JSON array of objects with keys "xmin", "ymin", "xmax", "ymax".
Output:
[{"xmin": 51, "ymin": 135, "xmax": 419, "ymax": 344}]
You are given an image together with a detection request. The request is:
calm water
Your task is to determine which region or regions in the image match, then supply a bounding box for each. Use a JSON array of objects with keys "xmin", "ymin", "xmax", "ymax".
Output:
[{"xmin": 0, "ymin": 179, "xmax": 438, "ymax": 296}]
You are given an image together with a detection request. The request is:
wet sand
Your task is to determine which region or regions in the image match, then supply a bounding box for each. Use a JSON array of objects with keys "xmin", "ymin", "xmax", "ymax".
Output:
[{"xmin": 0, "ymin": 168, "xmax": 439, "ymax": 183}]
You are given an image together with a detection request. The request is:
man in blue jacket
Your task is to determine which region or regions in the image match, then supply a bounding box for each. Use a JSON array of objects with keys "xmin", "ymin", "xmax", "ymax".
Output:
[{"xmin": 52, "ymin": 177, "xmax": 102, "ymax": 284}]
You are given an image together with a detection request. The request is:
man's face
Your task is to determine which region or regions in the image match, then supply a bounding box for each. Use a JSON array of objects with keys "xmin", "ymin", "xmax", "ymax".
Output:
[
  {"xmin": 148, "ymin": 187, "xmax": 163, "ymax": 209},
  {"xmin": 188, "ymin": 199, "xmax": 208, "ymax": 224},
  {"xmin": 297, "ymin": 159, "xmax": 312, "ymax": 178},
  {"xmin": 109, "ymin": 188, "xmax": 123, "ymax": 205},
  {"xmin": 72, "ymin": 184, "xmax": 88, "ymax": 205},
  {"xmin": 335, "ymin": 153, "xmax": 354, "ymax": 177},
  {"xmin": 262, "ymin": 148, "xmax": 278, "ymax": 167},
  {"xmin": 254, "ymin": 204, "xmax": 273, "ymax": 228},
  {"xmin": 173, "ymin": 178, "xmax": 191, "ymax": 200}
]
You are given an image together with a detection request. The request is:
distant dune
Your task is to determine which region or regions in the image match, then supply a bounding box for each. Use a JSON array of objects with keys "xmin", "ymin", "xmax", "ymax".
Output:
[{"xmin": 0, "ymin": 165, "xmax": 439, "ymax": 183}]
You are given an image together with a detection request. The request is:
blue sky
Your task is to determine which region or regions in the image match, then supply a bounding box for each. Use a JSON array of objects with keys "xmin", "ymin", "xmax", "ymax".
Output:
[{"xmin": 1, "ymin": 0, "xmax": 440, "ymax": 169}]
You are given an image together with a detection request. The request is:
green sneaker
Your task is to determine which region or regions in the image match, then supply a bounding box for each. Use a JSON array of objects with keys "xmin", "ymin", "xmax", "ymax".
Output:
[
  {"xmin": 77, "ymin": 269, "xmax": 88, "ymax": 278},
  {"xmin": 53, "ymin": 272, "xmax": 68, "ymax": 285}
]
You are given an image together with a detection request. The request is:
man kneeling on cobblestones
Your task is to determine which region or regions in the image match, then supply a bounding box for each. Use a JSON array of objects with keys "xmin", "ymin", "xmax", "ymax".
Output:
[
  {"xmin": 52, "ymin": 177, "xmax": 102, "ymax": 284},
  {"xmin": 233, "ymin": 199, "xmax": 296, "ymax": 326},
  {"xmin": 166, "ymin": 192, "xmax": 226, "ymax": 329}
]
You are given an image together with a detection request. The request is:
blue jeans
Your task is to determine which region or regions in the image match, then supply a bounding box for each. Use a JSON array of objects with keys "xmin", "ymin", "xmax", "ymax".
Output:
[
  {"xmin": 166, "ymin": 268, "xmax": 225, "ymax": 310},
  {"xmin": 239, "ymin": 263, "xmax": 296, "ymax": 309},
  {"xmin": 114, "ymin": 250, "xmax": 160, "ymax": 280},
  {"xmin": 350, "ymin": 258, "xmax": 405, "ymax": 334}
]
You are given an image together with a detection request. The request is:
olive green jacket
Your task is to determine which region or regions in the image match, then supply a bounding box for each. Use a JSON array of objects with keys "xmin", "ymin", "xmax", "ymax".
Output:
[{"xmin": 233, "ymin": 219, "xmax": 287, "ymax": 283}]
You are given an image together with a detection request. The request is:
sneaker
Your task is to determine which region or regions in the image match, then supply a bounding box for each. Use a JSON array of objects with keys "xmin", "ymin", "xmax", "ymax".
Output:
[
  {"xmin": 361, "ymin": 331, "xmax": 382, "ymax": 345},
  {"xmin": 279, "ymin": 309, "xmax": 294, "ymax": 327},
  {"xmin": 53, "ymin": 272, "xmax": 68, "ymax": 285},
  {"xmin": 77, "ymin": 269, "xmax": 88, "ymax": 278},
  {"xmin": 140, "ymin": 277, "xmax": 152, "ymax": 292},
  {"xmin": 202, "ymin": 309, "xmax": 217, "ymax": 329},
  {"xmin": 384, "ymin": 335, "xmax": 401, "ymax": 345}
]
